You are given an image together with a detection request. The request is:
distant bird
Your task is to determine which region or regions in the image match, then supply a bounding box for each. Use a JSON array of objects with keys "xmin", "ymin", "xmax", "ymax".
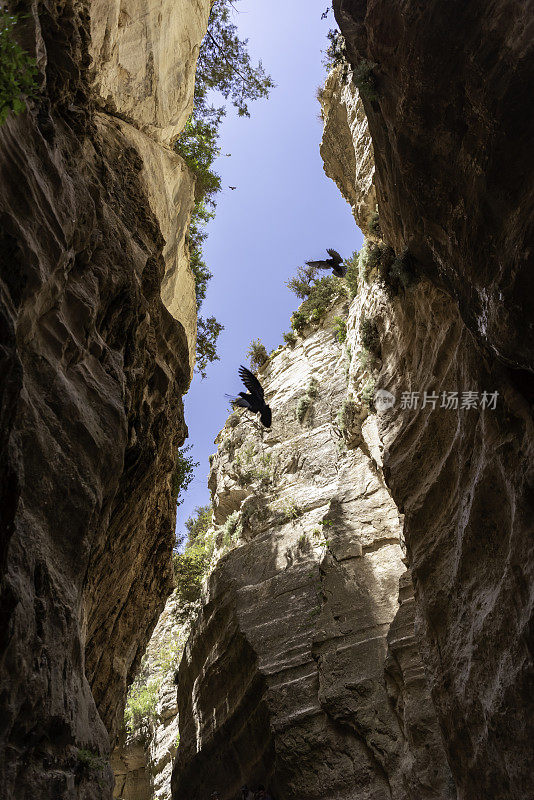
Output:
[
  {"xmin": 229, "ymin": 186, "xmax": 236, "ymax": 190},
  {"xmin": 226, "ymin": 366, "xmax": 272, "ymax": 427},
  {"xmin": 306, "ymin": 248, "xmax": 346, "ymax": 277}
]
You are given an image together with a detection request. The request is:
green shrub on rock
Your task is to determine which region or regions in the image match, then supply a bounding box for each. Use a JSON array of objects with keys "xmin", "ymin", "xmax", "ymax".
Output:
[
  {"xmin": 0, "ymin": 11, "xmax": 37, "ymax": 125},
  {"xmin": 296, "ymin": 377, "xmax": 319, "ymax": 424},
  {"xmin": 290, "ymin": 276, "xmax": 344, "ymax": 333},
  {"xmin": 333, "ymin": 316, "xmax": 347, "ymax": 343},
  {"xmin": 124, "ymin": 678, "xmax": 160, "ymax": 734},
  {"xmin": 337, "ymin": 398, "xmax": 357, "ymax": 434},
  {"xmin": 379, "ymin": 249, "xmax": 420, "ymax": 296},
  {"xmin": 220, "ymin": 510, "xmax": 242, "ymax": 546},
  {"xmin": 343, "ymin": 251, "xmax": 359, "ymax": 298},
  {"xmin": 361, "ymin": 378, "xmax": 376, "ymax": 410},
  {"xmin": 171, "ymin": 445, "xmax": 198, "ymax": 506},
  {"xmin": 247, "ymin": 338, "xmax": 269, "ymax": 372},
  {"xmin": 359, "ymin": 315, "xmax": 381, "ymax": 358},
  {"xmin": 352, "ymin": 59, "xmax": 378, "ymax": 102},
  {"xmin": 283, "ymin": 330, "xmax": 297, "ymax": 346},
  {"xmin": 173, "ymin": 505, "xmax": 214, "ymax": 611},
  {"xmin": 296, "ymin": 395, "xmax": 311, "ymax": 423},
  {"xmin": 368, "ymin": 211, "xmax": 380, "ymax": 236}
]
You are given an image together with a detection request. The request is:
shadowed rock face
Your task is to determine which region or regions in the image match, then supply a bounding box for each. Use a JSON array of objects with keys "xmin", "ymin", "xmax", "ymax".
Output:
[
  {"xmin": 372, "ymin": 282, "xmax": 534, "ymax": 800},
  {"xmin": 330, "ymin": 2, "xmax": 534, "ymax": 797},
  {"xmin": 334, "ymin": 0, "xmax": 534, "ymax": 371},
  {"xmin": 172, "ymin": 305, "xmax": 453, "ymax": 800},
  {"xmin": 0, "ymin": 0, "xmax": 205, "ymax": 795}
]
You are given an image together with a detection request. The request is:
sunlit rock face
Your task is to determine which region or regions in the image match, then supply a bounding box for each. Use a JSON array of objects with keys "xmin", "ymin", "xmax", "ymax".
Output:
[
  {"xmin": 327, "ymin": 3, "xmax": 534, "ymax": 797},
  {"xmin": 320, "ymin": 65, "xmax": 376, "ymax": 235},
  {"xmin": 0, "ymin": 0, "xmax": 207, "ymax": 795},
  {"xmin": 171, "ymin": 302, "xmax": 453, "ymax": 800},
  {"xmin": 90, "ymin": 0, "xmax": 209, "ymax": 144}
]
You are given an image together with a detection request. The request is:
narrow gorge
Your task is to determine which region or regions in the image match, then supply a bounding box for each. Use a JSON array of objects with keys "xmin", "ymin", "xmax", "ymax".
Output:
[{"xmin": 0, "ymin": 1, "xmax": 533, "ymax": 800}]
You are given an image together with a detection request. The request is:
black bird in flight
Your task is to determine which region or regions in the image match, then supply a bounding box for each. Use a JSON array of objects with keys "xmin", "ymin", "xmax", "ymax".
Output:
[
  {"xmin": 227, "ymin": 366, "xmax": 272, "ymax": 427},
  {"xmin": 306, "ymin": 248, "xmax": 346, "ymax": 278},
  {"xmin": 229, "ymin": 186, "xmax": 236, "ymax": 190}
]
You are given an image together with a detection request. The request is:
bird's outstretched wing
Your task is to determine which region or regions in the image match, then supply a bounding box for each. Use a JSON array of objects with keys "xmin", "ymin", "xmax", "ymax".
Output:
[
  {"xmin": 326, "ymin": 248, "xmax": 343, "ymax": 264},
  {"xmin": 238, "ymin": 365, "xmax": 265, "ymax": 401},
  {"xmin": 305, "ymin": 260, "xmax": 331, "ymax": 269}
]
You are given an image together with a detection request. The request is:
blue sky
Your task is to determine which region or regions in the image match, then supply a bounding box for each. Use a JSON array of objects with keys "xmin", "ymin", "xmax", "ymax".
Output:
[{"xmin": 177, "ymin": 0, "xmax": 363, "ymax": 533}]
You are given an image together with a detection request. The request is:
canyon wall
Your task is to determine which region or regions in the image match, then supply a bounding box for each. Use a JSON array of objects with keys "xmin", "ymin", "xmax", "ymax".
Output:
[
  {"xmin": 170, "ymin": 299, "xmax": 454, "ymax": 799},
  {"xmin": 329, "ymin": 3, "xmax": 534, "ymax": 798},
  {"xmin": 112, "ymin": 591, "xmax": 190, "ymax": 800},
  {"xmin": 0, "ymin": 0, "xmax": 209, "ymax": 796}
]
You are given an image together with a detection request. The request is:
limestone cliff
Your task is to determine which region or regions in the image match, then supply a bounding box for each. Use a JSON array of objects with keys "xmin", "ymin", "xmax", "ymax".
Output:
[
  {"xmin": 171, "ymin": 299, "xmax": 453, "ymax": 799},
  {"xmin": 112, "ymin": 592, "xmax": 191, "ymax": 800},
  {"xmin": 325, "ymin": 4, "xmax": 534, "ymax": 797},
  {"xmin": 320, "ymin": 65, "xmax": 376, "ymax": 234},
  {"xmin": 0, "ymin": 0, "xmax": 209, "ymax": 796}
]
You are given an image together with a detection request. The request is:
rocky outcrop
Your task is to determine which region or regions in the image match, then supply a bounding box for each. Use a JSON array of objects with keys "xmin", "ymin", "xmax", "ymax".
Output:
[
  {"xmin": 320, "ymin": 65, "xmax": 376, "ymax": 233},
  {"xmin": 90, "ymin": 0, "xmax": 205, "ymax": 143},
  {"xmin": 171, "ymin": 301, "xmax": 453, "ymax": 799},
  {"xmin": 326, "ymin": 4, "xmax": 534, "ymax": 797},
  {"xmin": 0, "ymin": 0, "xmax": 208, "ymax": 796}
]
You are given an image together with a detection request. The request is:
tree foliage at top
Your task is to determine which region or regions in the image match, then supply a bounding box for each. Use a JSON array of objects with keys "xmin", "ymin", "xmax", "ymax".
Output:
[
  {"xmin": 177, "ymin": 117, "xmax": 222, "ymax": 204},
  {"xmin": 0, "ymin": 10, "xmax": 37, "ymax": 125},
  {"xmin": 194, "ymin": 0, "xmax": 274, "ymax": 121},
  {"xmin": 171, "ymin": 445, "xmax": 199, "ymax": 506},
  {"xmin": 196, "ymin": 316, "xmax": 224, "ymax": 379},
  {"xmin": 184, "ymin": 504, "xmax": 213, "ymax": 545},
  {"xmin": 323, "ymin": 28, "xmax": 347, "ymax": 72},
  {"xmin": 187, "ymin": 200, "xmax": 214, "ymax": 309},
  {"xmin": 174, "ymin": 0, "xmax": 273, "ymax": 378}
]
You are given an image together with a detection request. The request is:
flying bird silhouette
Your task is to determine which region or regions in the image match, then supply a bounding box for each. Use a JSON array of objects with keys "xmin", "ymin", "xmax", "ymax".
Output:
[
  {"xmin": 306, "ymin": 248, "xmax": 346, "ymax": 277},
  {"xmin": 226, "ymin": 366, "xmax": 272, "ymax": 427},
  {"xmin": 229, "ymin": 186, "xmax": 236, "ymax": 190}
]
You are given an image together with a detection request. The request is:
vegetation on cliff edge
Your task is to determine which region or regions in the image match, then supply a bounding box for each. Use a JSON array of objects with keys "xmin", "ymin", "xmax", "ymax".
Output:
[
  {"xmin": 175, "ymin": 0, "xmax": 273, "ymax": 377},
  {"xmin": 173, "ymin": 504, "xmax": 215, "ymax": 615}
]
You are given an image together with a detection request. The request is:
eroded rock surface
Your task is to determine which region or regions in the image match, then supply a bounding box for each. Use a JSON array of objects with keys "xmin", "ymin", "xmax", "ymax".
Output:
[
  {"xmin": 90, "ymin": 0, "xmax": 210, "ymax": 143},
  {"xmin": 334, "ymin": 0, "xmax": 534, "ymax": 368},
  {"xmin": 325, "ymin": 5, "xmax": 534, "ymax": 795},
  {"xmin": 0, "ymin": 0, "xmax": 207, "ymax": 796},
  {"xmin": 320, "ymin": 65, "xmax": 376, "ymax": 234},
  {"xmin": 171, "ymin": 302, "xmax": 453, "ymax": 799}
]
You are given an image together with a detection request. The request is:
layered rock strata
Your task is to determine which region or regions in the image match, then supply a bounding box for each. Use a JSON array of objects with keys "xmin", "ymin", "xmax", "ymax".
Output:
[
  {"xmin": 171, "ymin": 301, "xmax": 453, "ymax": 799},
  {"xmin": 0, "ymin": 0, "xmax": 208, "ymax": 796},
  {"xmin": 326, "ymin": 4, "xmax": 534, "ymax": 796}
]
